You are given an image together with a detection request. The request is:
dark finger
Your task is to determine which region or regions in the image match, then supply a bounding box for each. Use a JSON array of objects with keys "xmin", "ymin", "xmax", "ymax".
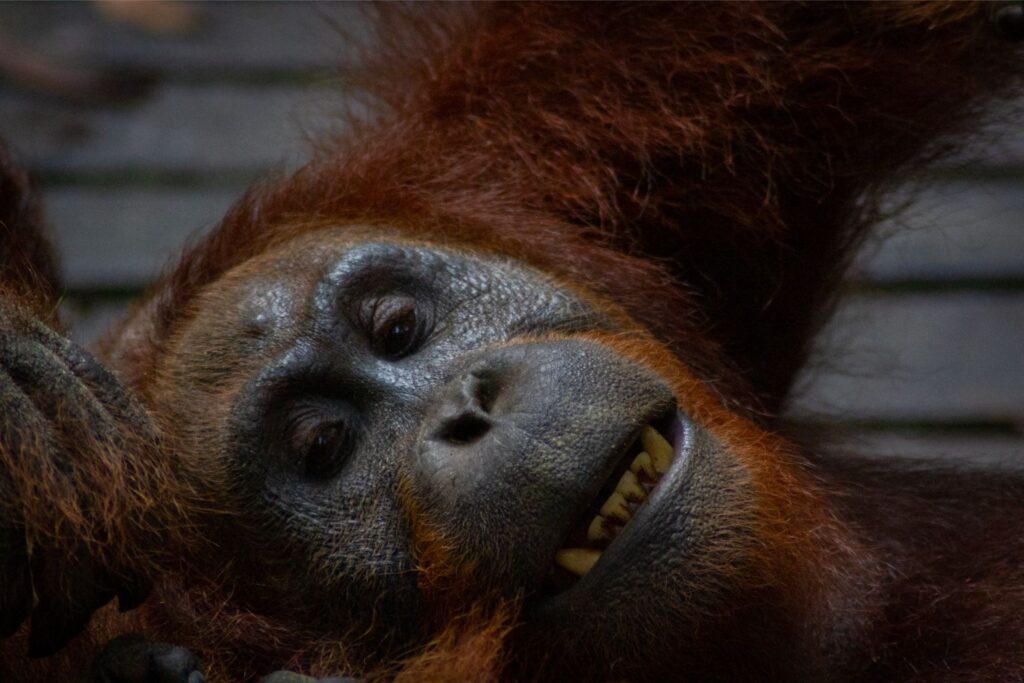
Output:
[
  {"xmin": 0, "ymin": 369, "xmax": 52, "ymax": 640},
  {"xmin": 116, "ymin": 575, "xmax": 152, "ymax": 612},
  {"xmin": 1, "ymin": 335, "xmax": 115, "ymax": 444},
  {"xmin": 27, "ymin": 556, "xmax": 117, "ymax": 658},
  {"xmin": 0, "ymin": 526, "xmax": 30, "ymax": 637},
  {"xmin": 0, "ymin": 359, "xmax": 61, "ymax": 463},
  {"xmin": 87, "ymin": 634, "xmax": 205, "ymax": 683},
  {"xmin": 19, "ymin": 322, "xmax": 158, "ymax": 443}
]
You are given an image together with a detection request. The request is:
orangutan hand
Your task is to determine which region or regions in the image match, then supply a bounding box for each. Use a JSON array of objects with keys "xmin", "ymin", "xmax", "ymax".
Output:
[{"xmin": 0, "ymin": 299, "xmax": 157, "ymax": 656}]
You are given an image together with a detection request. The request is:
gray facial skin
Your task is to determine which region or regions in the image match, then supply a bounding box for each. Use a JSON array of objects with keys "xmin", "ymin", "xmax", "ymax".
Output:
[{"xmin": 160, "ymin": 237, "xmax": 679, "ymax": 657}]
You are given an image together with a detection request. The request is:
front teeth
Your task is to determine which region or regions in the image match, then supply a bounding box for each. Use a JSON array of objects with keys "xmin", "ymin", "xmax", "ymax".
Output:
[
  {"xmin": 629, "ymin": 451, "xmax": 656, "ymax": 479},
  {"xmin": 640, "ymin": 425, "xmax": 673, "ymax": 473},
  {"xmin": 586, "ymin": 515, "xmax": 612, "ymax": 543},
  {"xmin": 554, "ymin": 548, "xmax": 602, "ymax": 577},
  {"xmin": 599, "ymin": 491, "xmax": 630, "ymax": 521},
  {"xmin": 555, "ymin": 423, "xmax": 675, "ymax": 578},
  {"xmin": 615, "ymin": 470, "xmax": 646, "ymax": 500}
]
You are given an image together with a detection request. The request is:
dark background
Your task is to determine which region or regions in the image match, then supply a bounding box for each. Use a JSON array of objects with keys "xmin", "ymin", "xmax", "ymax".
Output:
[{"xmin": 0, "ymin": 1, "xmax": 1021, "ymax": 463}]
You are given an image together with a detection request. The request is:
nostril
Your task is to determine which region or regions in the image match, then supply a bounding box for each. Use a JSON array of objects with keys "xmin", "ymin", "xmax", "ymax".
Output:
[
  {"xmin": 430, "ymin": 365, "xmax": 502, "ymax": 445},
  {"xmin": 436, "ymin": 412, "xmax": 492, "ymax": 445}
]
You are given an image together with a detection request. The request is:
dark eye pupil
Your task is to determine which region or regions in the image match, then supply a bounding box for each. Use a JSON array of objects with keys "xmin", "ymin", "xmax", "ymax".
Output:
[
  {"xmin": 312, "ymin": 432, "xmax": 332, "ymax": 452},
  {"xmin": 305, "ymin": 424, "xmax": 348, "ymax": 479},
  {"xmin": 390, "ymin": 320, "xmax": 410, "ymax": 340},
  {"xmin": 381, "ymin": 310, "xmax": 417, "ymax": 357}
]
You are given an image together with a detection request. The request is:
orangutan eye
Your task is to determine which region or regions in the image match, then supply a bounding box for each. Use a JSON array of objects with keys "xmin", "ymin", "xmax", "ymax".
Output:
[
  {"xmin": 367, "ymin": 296, "xmax": 428, "ymax": 360},
  {"xmin": 298, "ymin": 421, "xmax": 352, "ymax": 480},
  {"xmin": 381, "ymin": 308, "xmax": 417, "ymax": 357}
]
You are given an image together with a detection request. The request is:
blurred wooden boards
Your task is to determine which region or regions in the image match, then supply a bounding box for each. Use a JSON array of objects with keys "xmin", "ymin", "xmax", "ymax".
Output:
[
  {"xmin": 0, "ymin": 84, "xmax": 338, "ymax": 175},
  {"xmin": 45, "ymin": 186, "xmax": 239, "ymax": 289},
  {"xmin": 0, "ymin": 2, "xmax": 1019, "ymax": 461},
  {"xmin": 859, "ymin": 179, "xmax": 1024, "ymax": 281},
  {"xmin": 0, "ymin": 2, "xmax": 362, "ymax": 74},
  {"xmin": 792, "ymin": 292, "xmax": 1024, "ymax": 422},
  {"xmin": 42, "ymin": 179, "xmax": 1024, "ymax": 290},
  {"xmin": 789, "ymin": 177, "xmax": 1024, "ymax": 428}
]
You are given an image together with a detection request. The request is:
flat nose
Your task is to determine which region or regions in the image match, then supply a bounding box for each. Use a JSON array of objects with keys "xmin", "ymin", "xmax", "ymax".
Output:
[
  {"xmin": 430, "ymin": 365, "xmax": 502, "ymax": 446},
  {"xmin": 412, "ymin": 339, "xmax": 675, "ymax": 587}
]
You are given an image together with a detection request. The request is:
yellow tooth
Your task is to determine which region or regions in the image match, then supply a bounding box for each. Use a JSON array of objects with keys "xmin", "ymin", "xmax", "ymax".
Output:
[
  {"xmin": 587, "ymin": 515, "xmax": 612, "ymax": 542},
  {"xmin": 555, "ymin": 548, "xmax": 602, "ymax": 577},
  {"xmin": 615, "ymin": 470, "xmax": 646, "ymax": 501},
  {"xmin": 600, "ymin": 492, "xmax": 631, "ymax": 522},
  {"xmin": 630, "ymin": 451, "xmax": 657, "ymax": 479},
  {"xmin": 641, "ymin": 425, "xmax": 673, "ymax": 473}
]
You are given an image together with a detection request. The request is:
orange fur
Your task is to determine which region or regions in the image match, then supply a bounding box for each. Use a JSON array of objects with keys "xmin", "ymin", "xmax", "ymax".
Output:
[{"xmin": 1, "ymin": 2, "xmax": 1022, "ymax": 681}]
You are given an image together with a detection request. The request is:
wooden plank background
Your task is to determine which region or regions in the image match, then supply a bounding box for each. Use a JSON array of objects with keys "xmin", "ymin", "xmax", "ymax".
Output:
[{"xmin": 1, "ymin": 2, "xmax": 1021, "ymax": 463}]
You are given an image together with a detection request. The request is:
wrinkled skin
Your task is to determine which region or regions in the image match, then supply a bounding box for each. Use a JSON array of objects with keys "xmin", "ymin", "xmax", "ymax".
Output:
[
  {"xmin": 132, "ymin": 230, "xmax": 800, "ymax": 681},
  {"xmin": 155, "ymin": 235, "xmax": 681, "ymax": 639}
]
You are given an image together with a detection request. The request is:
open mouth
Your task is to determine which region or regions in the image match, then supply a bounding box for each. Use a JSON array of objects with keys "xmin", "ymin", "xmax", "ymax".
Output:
[{"xmin": 551, "ymin": 412, "xmax": 679, "ymax": 581}]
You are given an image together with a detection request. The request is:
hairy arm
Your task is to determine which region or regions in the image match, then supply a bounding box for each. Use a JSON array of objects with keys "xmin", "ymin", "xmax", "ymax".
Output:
[{"xmin": 0, "ymin": 143, "xmax": 165, "ymax": 658}]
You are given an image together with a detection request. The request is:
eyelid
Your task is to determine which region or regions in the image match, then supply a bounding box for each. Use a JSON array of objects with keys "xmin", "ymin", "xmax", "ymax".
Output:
[
  {"xmin": 370, "ymin": 296, "xmax": 417, "ymax": 337},
  {"xmin": 280, "ymin": 401, "xmax": 356, "ymax": 478},
  {"xmin": 285, "ymin": 404, "xmax": 331, "ymax": 451},
  {"xmin": 362, "ymin": 294, "xmax": 435, "ymax": 359},
  {"xmin": 357, "ymin": 295, "xmax": 409, "ymax": 334}
]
